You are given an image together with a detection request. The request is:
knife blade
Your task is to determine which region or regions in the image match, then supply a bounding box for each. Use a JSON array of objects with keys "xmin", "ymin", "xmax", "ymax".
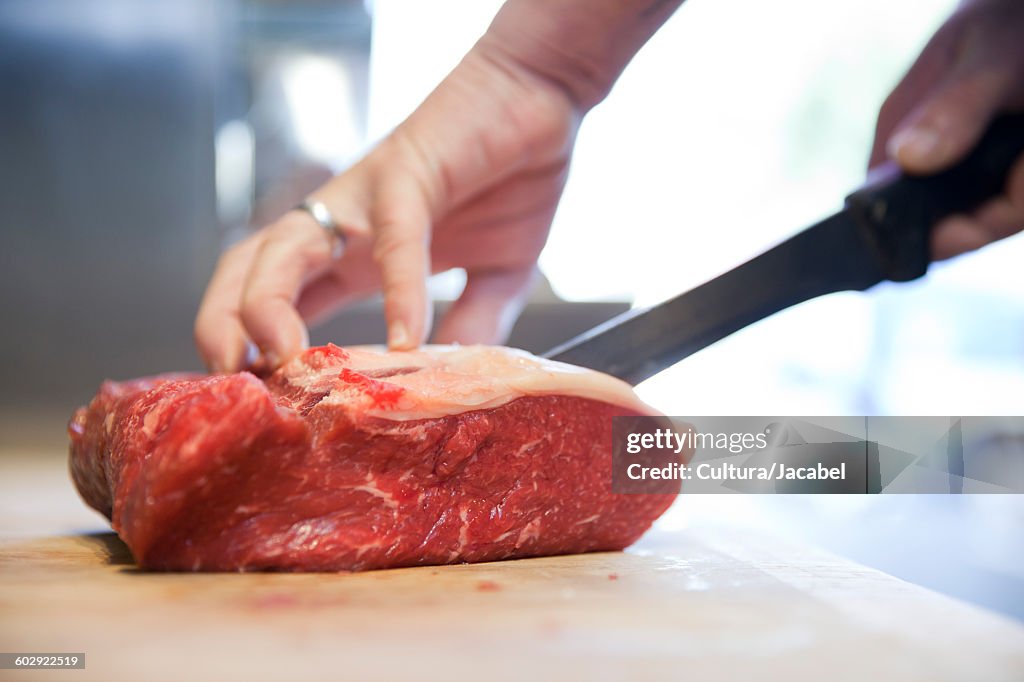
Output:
[{"xmin": 543, "ymin": 114, "xmax": 1024, "ymax": 385}]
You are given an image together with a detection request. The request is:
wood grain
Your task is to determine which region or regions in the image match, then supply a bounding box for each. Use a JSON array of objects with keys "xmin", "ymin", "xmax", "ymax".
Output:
[{"xmin": 1, "ymin": 454, "xmax": 1022, "ymax": 682}]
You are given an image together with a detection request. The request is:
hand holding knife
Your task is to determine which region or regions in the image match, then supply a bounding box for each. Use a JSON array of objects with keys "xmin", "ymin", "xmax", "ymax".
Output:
[{"xmin": 544, "ymin": 114, "xmax": 1024, "ymax": 385}]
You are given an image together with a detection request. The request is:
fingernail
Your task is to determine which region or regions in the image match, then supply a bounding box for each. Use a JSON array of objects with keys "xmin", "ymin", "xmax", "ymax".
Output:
[
  {"xmin": 888, "ymin": 127, "xmax": 942, "ymax": 163},
  {"xmin": 244, "ymin": 342, "xmax": 260, "ymax": 367},
  {"xmin": 389, "ymin": 320, "xmax": 410, "ymax": 350}
]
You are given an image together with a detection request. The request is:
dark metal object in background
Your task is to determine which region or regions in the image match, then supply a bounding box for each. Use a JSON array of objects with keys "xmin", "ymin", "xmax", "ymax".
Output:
[
  {"xmin": 0, "ymin": 0, "xmax": 224, "ymax": 414},
  {"xmin": 546, "ymin": 114, "xmax": 1024, "ymax": 385},
  {"xmin": 0, "ymin": 0, "xmax": 373, "ymax": 423}
]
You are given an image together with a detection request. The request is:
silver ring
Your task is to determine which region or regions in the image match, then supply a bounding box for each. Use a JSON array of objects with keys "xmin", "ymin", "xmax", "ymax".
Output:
[{"xmin": 294, "ymin": 198, "xmax": 347, "ymax": 259}]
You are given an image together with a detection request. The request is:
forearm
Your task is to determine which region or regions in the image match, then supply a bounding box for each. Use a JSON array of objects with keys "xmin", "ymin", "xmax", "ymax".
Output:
[{"xmin": 480, "ymin": 0, "xmax": 685, "ymax": 110}]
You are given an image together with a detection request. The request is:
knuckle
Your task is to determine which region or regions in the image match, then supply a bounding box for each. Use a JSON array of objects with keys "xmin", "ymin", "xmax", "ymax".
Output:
[
  {"xmin": 371, "ymin": 231, "xmax": 406, "ymax": 265},
  {"xmin": 217, "ymin": 244, "xmax": 248, "ymax": 273},
  {"xmin": 372, "ymin": 228, "xmax": 425, "ymax": 267},
  {"xmin": 876, "ymin": 94, "xmax": 901, "ymax": 127},
  {"xmin": 371, "ymin": 216, "xmax": 429, "ymax": 267},
  {"xmin": 245, "ymin": 284, "xmax": 273, "ymax": 313},
  {"xmin": 238, "ymin": 293, "xmax": 260, "ymax": 327},
  {"xmin": 192, "ymin": 315, "xmax": 221, "ymax": 367},
  {"xmin": 239, "ymin": 283, "xmax": 271, "ymax": 324},
  {"xmin": 223, "ymin": 233, "xmax": 262, "ymax": 264},
  {"xmin": 273, "ymin": 216, "xmax": 333, "ymax": 266},
  {"xmin": 193, "ymin": 306, "xmax": 212, "ymax": 335},
  {"xmin": 192, "ymin": 316, "xmax": 209, "ymax": 350},
  {"xmin": 193, "ymin": 296, "xmax": 220, "ymax": 339},
  {"xmin": 951, "ymin": 72, "xmax": 992, "ymax": 101},
  {"xmin": 264, "ymin": 219, "xmax": 300, "ymax": 246}
]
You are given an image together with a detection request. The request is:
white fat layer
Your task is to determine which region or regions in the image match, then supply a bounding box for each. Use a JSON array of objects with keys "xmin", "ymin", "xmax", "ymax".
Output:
[{"xmin": 286, "ymin": 345, "xmax": 658, "ymax": 420}]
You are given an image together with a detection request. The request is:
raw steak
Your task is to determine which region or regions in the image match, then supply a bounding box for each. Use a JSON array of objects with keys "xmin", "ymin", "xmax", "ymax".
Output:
[{"xmin": 68, "ymin": 344, "xmax": 677, "ymax": 572}]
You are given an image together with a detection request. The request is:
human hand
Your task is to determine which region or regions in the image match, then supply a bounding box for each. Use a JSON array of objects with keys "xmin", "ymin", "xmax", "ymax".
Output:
[
  {"xmin": 195, "ymin": 42, "xmax": 580, "ymax": 372},
  {"xmin": 869, "ymin": 0, "xmax": 1024, "ymax": 261}
]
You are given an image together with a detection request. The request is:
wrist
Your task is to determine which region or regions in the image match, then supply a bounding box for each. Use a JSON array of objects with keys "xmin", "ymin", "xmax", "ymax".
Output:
[{"xmin": 478, "ymin": 0, "xmax": 683, "ymax": 111}]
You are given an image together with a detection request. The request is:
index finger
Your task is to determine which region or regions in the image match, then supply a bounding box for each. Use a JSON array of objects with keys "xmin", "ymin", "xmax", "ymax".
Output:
[
  {"xmin": 194, "ymin": 234, "xmax": 265, "ymax": 372},
  {"xmin": 239, "ymin": 212, "xmax": 336, "ymax": 367}
]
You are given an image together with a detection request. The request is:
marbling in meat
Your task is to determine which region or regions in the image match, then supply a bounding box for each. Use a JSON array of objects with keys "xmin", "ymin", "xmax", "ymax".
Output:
[{"xmin": 68, "ymin": 344, "xmax": 678, "ymax": 571}]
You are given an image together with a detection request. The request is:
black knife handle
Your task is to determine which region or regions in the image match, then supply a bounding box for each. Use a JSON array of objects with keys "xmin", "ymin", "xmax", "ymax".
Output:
[{"xmin": 845, "ymin": 112, "xmax": 1024, "ymax": 282}]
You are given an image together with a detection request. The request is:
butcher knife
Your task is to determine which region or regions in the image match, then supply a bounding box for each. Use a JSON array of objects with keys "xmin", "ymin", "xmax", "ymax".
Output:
[{"xmin": 543, "ymin": 114, "xmax": 1024, "ymax": 385}]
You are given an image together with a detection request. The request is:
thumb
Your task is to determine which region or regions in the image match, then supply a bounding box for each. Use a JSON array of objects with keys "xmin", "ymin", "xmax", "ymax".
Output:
[
  {"xmin": 433, "ymin": 267, "xmax": 536, "ymax": 346},
  {"xmin": 888, "ymin": 63, "xmax": 1013, "ymax": 174}
]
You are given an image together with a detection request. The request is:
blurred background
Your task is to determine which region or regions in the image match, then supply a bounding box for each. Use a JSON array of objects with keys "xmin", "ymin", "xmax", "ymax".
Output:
[{"xmin": 1, "ymin": 0, "xmax": 1021, "ymax": 620}]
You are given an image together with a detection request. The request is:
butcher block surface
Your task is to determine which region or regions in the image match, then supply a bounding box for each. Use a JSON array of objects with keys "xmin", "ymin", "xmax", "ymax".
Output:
[{"xmin": 1, "ymin": 452, "xmax": 1023, "ymax": 682}]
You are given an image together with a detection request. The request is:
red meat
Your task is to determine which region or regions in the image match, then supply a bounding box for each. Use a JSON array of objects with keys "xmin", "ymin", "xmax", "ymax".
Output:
[{"xmin": 68, "ymin": 344, "xmax": 677, "ymax": 572}]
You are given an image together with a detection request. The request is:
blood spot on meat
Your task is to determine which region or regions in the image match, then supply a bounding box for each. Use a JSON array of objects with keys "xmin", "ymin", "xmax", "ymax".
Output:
[
  {"xmin": 67, "ymin": 345, "xmax": 676, "ymax": 572},
  {"xmin": 337, "ymin": 368, "xmax": 405, "ymax": 408}
]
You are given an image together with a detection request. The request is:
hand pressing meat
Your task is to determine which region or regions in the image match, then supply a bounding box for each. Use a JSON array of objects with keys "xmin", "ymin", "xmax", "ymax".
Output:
[
  {"xmin": 195, "ymin": 0, "xmax": 1024, "ymax": 376},
  {"xmin": 68, "ymin": 345, "xmax": 681, "ymax": 572},
  {"xmin": 193, "ymin": 0, "xmax": 685, "ymax": 371}
]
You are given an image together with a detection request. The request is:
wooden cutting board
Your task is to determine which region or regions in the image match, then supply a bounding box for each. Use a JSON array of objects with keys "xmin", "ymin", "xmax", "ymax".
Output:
[{"xmin": 1, "ymin": 453, "xmax": 1022, "ymax": 682}]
